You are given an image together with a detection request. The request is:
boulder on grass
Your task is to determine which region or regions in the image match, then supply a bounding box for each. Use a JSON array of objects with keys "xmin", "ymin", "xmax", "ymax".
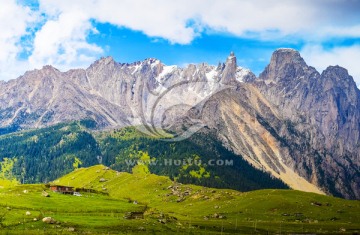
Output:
[
  {"xmin": 42, "ymin": 191, "xmax": 50, "ymax": 197},
  {"xmin": 42, "ymin": 217, "xmax": 56, "ymax": 224}
]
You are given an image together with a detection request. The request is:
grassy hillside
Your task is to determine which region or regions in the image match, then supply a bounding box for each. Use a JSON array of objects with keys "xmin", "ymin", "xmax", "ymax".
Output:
[
  {"xmin": 52, "ymin": 165, "xmax": 360, "ymax": 234},
  {"xmin": 0, "ymin": 165, "xmax": 359, "ymax": 234},
  {"xmin": 0, "ymin": 183, "xmax": 145, "ymax": 234}
]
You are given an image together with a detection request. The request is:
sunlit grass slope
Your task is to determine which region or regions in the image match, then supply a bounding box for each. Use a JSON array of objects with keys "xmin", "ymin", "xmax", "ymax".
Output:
[{"xmin": 53, "ymin": 165, "xmax": 360, "ymax": 234}]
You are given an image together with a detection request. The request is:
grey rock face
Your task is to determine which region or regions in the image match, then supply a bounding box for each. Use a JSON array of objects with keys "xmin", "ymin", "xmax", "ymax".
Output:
[
  {"xmin": 0, "ymin": 53, "xmax": 254, "ymax": 130},
  {"xmin": 220, "ymin": 52, "xmax": 237, "ymax": 84},
  {"xmin": 255, "ymin": 49, "xmax": 360, "ymax": 199},
  {"xmin": 172, "ymin": 49, "xmax": 359, "ymax": 199}
]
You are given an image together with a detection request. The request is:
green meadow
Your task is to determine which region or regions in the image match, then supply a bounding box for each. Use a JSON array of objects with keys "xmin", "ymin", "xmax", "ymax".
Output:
[{"xmin": 0, "ymin": 165, "xmax": 359, "ymax": 234}]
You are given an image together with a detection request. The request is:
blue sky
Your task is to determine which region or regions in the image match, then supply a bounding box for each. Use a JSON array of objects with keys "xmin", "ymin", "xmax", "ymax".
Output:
[
  {"xmin": 1, "ymin": 0, "xmax": 360, "ymax": 83},
  {"xmin": 90, "ymin": 23, "xmax": 304, "ymax": 75}
]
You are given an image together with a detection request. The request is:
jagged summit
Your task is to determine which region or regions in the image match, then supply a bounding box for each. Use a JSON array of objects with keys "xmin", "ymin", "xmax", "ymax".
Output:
[
  {"xmin": 41, "ymin": 65, "xmax": 59, "ymax": 70},
  {"xmin": 254, "ymin": 48, "xmax": 360, "ymax": 199},
  {"xmin": 321, "ymin": 65, "xmax": 358, "ymax": 89},
  {"xmin": 145, "ymin": 58, "xmax": 161, "ymax": 64},
  {"xmin": 259, "ymin": 48, "xmax": 311, "ymax": 82},
  {"xmin": 227, "ymin": 51, "xmax": 236, "ymax": 62},
  {"xmin": 270, "ymin": 48, "xmax": 304, "ymax": 65},
  {"xmin": 87, "ymin": 56, "xmax": 119, "ymax": 72},
  {"xmin": 274, "ymin": 48, "xmax": 298, "ymax": 53},
  {"xmin": 322, "ymin": 65, "xmax": 350, "ymax": 78},
  {"xmin": 219, "ymin": 51, "xmax": 238, "ymax": 84},
  {"xmin": 21, "ymin": 64, "xmax": 62, "ymax": 78},
  {"xmin": 98, "ymin": 56, "xmax": 115, "ymax": 63}
]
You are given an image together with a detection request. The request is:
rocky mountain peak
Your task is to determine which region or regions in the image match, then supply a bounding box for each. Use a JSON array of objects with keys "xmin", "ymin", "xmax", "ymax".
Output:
[
  {"xmin": 39, "ymin": 65, "xmax": 61, "ymax": 75},
  {"xmin": 21, "ymin": 65, "xmax": 62, "ymax": 81},
  {"xmin": 322, "ymin": 65, "xmax": 354, "ymax": 83},
  {"xmin": 220, "ymin": 51, "xmax": 237, "ymax": 84},
  {"xmin": 259, "ymin": 48, "xmax": 311, "ymax": 82},
  {"xmin": 86, "ymin": 56, "xmax": 123, "ymax": 80},
  {"xmin": 254, "ymin": 48, "xmax": 360, "ymax": 199},
  {"xmin": 227, "ymin": 51, "xmax": 237, "ymax": 64},
  {"xmin": 145, "ymin": 58, "xmax": 161, "ymax": 64},
  {"xmin": 99, "ymin": 56, "xmax": 115, "ymax": 64},
  {"xmin": 42, "ymin": 65, "xmax": 58, "ymax": 70},
  {"xmin": 272, "ymin": 48, "xmax": 302, "ymax": 61},
  {"xmin": 88, "ymin": 56, "xmax": 117, "ymax": 70},
  {"xmin": 320, "ymin": 65, "xmax": 359, "ymax": 99}
]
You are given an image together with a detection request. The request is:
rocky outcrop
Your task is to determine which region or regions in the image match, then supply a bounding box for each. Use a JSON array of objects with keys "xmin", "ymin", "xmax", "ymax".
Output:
[
  {"xmin": 42, "ymin": 217, "xmax": 56, "ymax": 224},
  {"xmin": 254, "ymin": 49, "xmax": 360, "ymax": 199}
]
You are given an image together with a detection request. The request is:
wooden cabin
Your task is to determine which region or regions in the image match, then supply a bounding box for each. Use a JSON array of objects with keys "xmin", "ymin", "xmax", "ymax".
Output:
[{"xmin": 50, "ymin": 185, "xmax": 74, "ymax": 194}]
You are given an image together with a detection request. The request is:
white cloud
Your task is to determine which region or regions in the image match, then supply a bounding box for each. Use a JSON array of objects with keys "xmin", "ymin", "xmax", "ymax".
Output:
[
  {"xmin": 0, "ymin": 0, "xmax": 33, "ymax": 60},
  {"xmin": 320, "ymin": 25, "xmax": 360, "ymax": 39},
  {"xmin": 0, "ymin": 0, "xmax": 37, "ymax": 80},
  {"xmin": 37, "ymin": 0, "xmax": 360, "ymax": 44},
  {"xmin": 29, "ymin": 10, "xmax": 103, "ymax": 70},
  {"xmin": 1, "ymin": 0, "xmax": 360, "ymax": 80},
  {"xmin": 301, "ymin": 44, "xmax": 360, "ymax": 85},
  {"xmin": 38, "ymin": 0, "xmax": 199, "ymax": 44}
]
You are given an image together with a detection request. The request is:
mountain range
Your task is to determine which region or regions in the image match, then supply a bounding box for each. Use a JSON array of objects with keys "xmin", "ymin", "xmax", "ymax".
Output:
[{"xmin": 0, "ymin": 48, "xmax": 359, "ymax": 199}]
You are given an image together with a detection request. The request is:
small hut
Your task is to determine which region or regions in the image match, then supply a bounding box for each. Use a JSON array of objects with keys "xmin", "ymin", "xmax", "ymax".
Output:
[{"xmin": 50, "ymin": 185, "xmax": 74, "ymax": 194}]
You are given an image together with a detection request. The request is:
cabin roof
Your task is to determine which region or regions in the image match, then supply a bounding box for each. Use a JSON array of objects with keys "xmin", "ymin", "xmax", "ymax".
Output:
[{"xmin": 50, "ymin": 185, "xmax": 74, "ymax": 188}]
